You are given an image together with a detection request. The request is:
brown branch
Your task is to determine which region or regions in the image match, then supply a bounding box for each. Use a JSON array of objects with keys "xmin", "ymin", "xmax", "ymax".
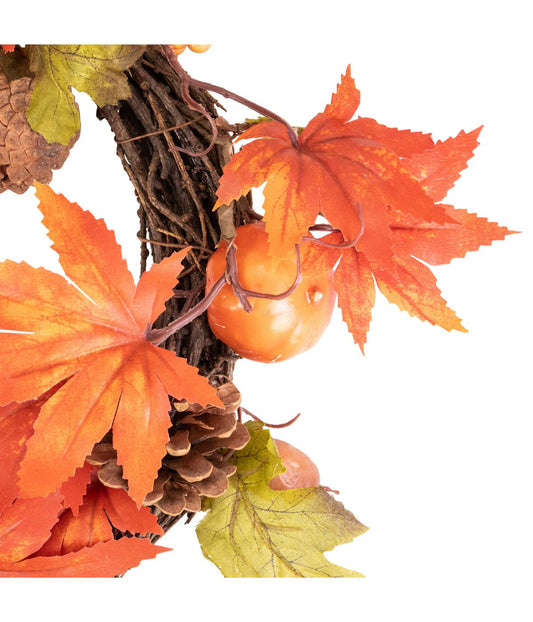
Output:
[
  {"xmin": 162, "ymin": 45, "xmax": 299, "ymax": 148},
  {"xmin": 97, "ymin": 45, "xmax": 253, "ymax": 377},
  {"xmin": 160, "ymin": 46, "xmax": 219, "ymax": 157},
  {"xmin": 239, "ymin": 407, "xmax": 302, "ymax": 429},
  {"xmin": 147, "ymin": 274, "xmax": 226, "ymax": 346},
  {"xmin": 116, "ymin": 115, "xmax": 205, "ymax": 144}
]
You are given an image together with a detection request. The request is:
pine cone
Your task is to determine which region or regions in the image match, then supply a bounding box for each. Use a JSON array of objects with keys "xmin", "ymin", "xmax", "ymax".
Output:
[
  {"xmin": 87, "ymin": 382, "xmax": 250, "ymax": 517},
  {"xmin": 0, "ymin": 70, "xmax": 78, "ymax": 194}
]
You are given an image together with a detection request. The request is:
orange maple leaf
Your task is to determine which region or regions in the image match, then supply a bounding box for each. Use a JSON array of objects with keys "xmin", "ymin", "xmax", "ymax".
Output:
[
  {"xmin": 0, "ymin": 382, "xmax": 68, "ymax": 510},
  {"xmin": 402, "ymin": 128, "xmax": 483, "ymax": 203},
  {"xmin": 0, "ymin": 495, "xmax": 168, "ymax": 577},
  {"xmin": 0, "ymin": 184, "xmax": 222, "ymax": 504},
  {"xmin": 38, "ymin": 465, "xmax": 163, "ymax": 557},
  {"xmin": 333, "ymin": 248, "xmax": 376, "ymax": 350},
  {"xmin": 58, "ymin": 461, "xmax": 94, "ymax": 516},
  {"xmin": 320, "ymin": 132, "xmax": 514, "ymax": 350},
  {"xmin": 216, "ymin": 66, "xmax": 515, "ymax": 349},
  {"xmin": 215, "ymin": 65, "xmax": 445, "ymax": 269},
  {"xmin": 0, "ymin": 399, "xmax": 43, "ymax": 510},
  {"xmin": 0, "ymin": 423, "xmax": 168, "ymax": 577}
]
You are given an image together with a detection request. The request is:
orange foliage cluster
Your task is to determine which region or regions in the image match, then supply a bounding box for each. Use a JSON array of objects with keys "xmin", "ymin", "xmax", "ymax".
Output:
[
  {"xmin": 0, "ymin": 185, "xmax": 222, "ymax": 575},
  {"xmin": 0, "ymin": 63, "xmax": 514, "ymax": 576},
  {"xmin": 0, "ymin": 393, "xmax": 169, "ymax": 576},
  {"xmin": 216, "ymin": 66, "xmax": 513, "ymax": 351}
]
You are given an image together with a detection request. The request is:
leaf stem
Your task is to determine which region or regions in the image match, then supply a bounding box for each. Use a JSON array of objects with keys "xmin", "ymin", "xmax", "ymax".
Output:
[
  {"xmin": 162, "ymin": 45, "xmax": 299, "ymax": 148},
  {"xmin": 239, "ymin": 406, "xmax": 301, "ymax": 429},
  {"xmin": 160, "ymin": 46, "xmax": 219, "ymax": 158},
  {"xmin": 304, "ymin": 202, "xmax": 365, "ymax": 249},
  {"xmin": 146, "ymin": 238, "xmax": 303, "ymax": 344},
  {"xmin": 224, "ymin": 241, "xmax": 302, "ymax": 313},
  {"xmin": 147, "ymin": 274, "xmax": 226, "ymax": 345}
]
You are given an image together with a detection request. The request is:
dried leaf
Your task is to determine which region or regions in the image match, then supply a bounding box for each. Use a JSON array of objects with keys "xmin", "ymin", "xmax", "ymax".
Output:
[
  {"xmin": 196, "ymin": 422, "xmax": 367, "ymax": 577},
  {"xmin": 26, "ymin": 45, "xmax": 145, "ymax": 144}
]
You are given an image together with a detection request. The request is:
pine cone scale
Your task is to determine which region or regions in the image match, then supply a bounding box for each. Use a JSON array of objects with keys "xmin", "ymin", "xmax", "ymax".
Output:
[
  {"xmin": 0, "ymin": 70, "xmax": 78, "ymax": 194},
  {"xmin": 164, "ymin": 451, "xmax": 214, "ymax": 483},
  {"xmin": 86, "ymin": 382, "xmax": 251, "ymax": 523}
]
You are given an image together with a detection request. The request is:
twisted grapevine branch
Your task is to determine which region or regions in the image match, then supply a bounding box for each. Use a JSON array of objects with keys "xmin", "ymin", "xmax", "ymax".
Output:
[{"xmin": 161, "ymin": 45, "xmax": 299, "ymax": 149}]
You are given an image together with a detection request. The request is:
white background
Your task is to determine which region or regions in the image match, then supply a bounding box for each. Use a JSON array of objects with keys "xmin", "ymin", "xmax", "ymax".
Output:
[{"xmin": 1, "ymin": 2, "xmax": 532, "ymax": 620}]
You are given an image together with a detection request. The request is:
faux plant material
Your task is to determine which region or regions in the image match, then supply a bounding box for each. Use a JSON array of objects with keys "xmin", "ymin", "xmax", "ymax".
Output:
[
  {"xmin": 0, "ymin": 497, "xmax": 168, "ymax": 577},
  {"xmin": 215, "ymin": 65, "xmax": 437, "ymax": 267},
  {"xmin": 332, "ymin": 134, "xmax": 514, "ymax": 350},
  {"xmin": 0, "ymin": 45, "xmax": 516, "ymax": 579},
  {"xmin": 26, "ymin": 45, "xmax": 145, "ymax": 144},
  {"xmin": 0, "ymin": 393, "xmax": 50, "ymax": 510},
  {"xmin": 0, "ymin": 395, "xmax": 168, "ymax": 577},
  {"xmin": 88, "ymin": 382, "xmax": 250, "ymax": 514},
  {"xmin": 216, "ymin": 69, "xmax": 514, "ymax": 350},
  {"xmin": 37, "ymin": 467, "xmax": 163, "ymax": 557},
  {"xmin": 0, "ymin": 71, "xmax": 78, "ymax": 194},
  {"xmin": 196, "ymin": 422, "xmax": 367, "ymax": 577},
  {"xmin": 0, "ymin": 538, "xmax": 167, "ymax": 577},
  {"xmin": 0, "ymin": 184, "xmax": 222, "ymax": 505},
  {"xmin": 58, "ymin": 462, "xmax": 94, "ymax": 517}
]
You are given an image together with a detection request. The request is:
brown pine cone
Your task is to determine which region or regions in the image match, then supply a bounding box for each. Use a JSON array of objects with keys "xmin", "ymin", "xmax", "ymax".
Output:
[
  {"xmin": 87, "ymin": 382, "xmax": 250, "ymax": 517},
  {"xmin": 0, "ymin": 70, "xmax": 79, "ymax": 194}
]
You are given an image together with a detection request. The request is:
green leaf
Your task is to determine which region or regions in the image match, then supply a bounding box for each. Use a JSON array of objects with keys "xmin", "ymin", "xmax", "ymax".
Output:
[
  {"xmin": 196, "ymin": 421, "xmax": 367, "ymax": 577},
  {"xmin": 26, "ymin": 45, "xmax": 145, "ymax": 144}
]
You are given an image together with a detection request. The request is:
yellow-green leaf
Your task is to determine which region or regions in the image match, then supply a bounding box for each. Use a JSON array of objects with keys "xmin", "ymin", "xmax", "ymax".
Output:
[
  {"xmin": 26, "ymin": 45, "xmax": 145, "ymax": 144},
  {"xmin": 196, "ymin": 422, "xmax": 367, "ymax": 577}
]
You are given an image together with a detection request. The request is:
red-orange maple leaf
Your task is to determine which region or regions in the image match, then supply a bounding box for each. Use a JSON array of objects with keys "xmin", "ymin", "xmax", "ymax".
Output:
[
  {"xmin": 319, "ymin": 132, "xmax": 514, "ymax": 350},
  {"xmin": 0, "ymin": 45, "xmax": 15, "ymax": 53},
  {"xmin": 0, "ymin": 495, "xmax": 168, "ymax": 577},
  {"xmin": 215, "ymin": 66, "xmax": 515, "ymax": 349},
  {"xmin": 58, "ymin": 461, "xmax": 94, "ymax": 516},
  {"xmin": 0, "ymin": 381, "xmax": 68, "ymax": 509},
  {"xmin": 0, "ymin": 422, "xmax": 168, "ymax": 577},
  {"xmin": 0, "ymin": 184, "xmax": 222, "ymax": 504},
  {"xmin": 402, "ymin": 128, "xmax": 483, "ymax": 203},
  {"xmin": 215, "ymin": 65, "xmax": 445, "ymax": 269},
  {"xmin": 38, "ymin": 465, "xmax": 163, "ymax": 557},
  {"xmin": 0, "ymin": 399, "xmax": 43, "ymax": 510},
  {"xmin": 220, "ymin": 68, "xmax": 515, "ymax": 350},
  {"xmin": 0, "ymin": 538, "xmax": 168, "ymax": 577}
]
